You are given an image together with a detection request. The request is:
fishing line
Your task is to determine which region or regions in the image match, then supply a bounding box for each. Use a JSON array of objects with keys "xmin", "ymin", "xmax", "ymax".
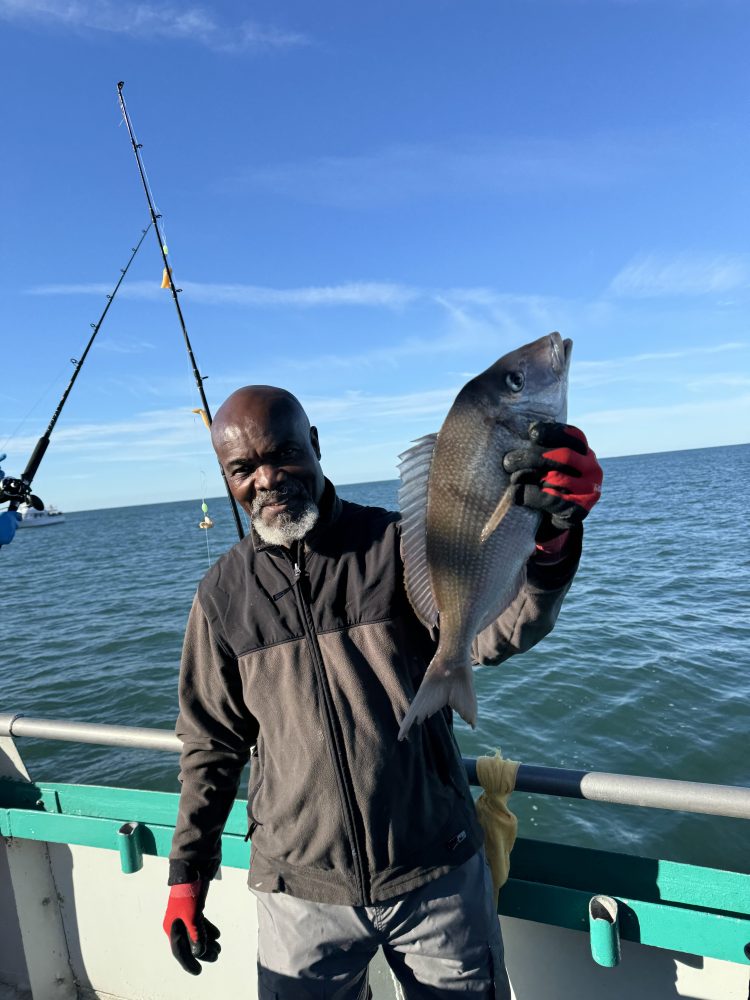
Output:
[
  {"xmin": 0, "ymin": 361, "xmax": 74, "ymax": 454},
  {"xmin": 117, "ymin": 81, "xmax": 244, "ymax": 542},
  {"xmin": 0, "ymin": 223, "xmax": 153, "ymax": 512}
]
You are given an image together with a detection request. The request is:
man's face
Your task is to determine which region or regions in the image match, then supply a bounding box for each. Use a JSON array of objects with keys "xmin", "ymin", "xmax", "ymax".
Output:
[{"xmin": 213, "ymin": 394, "xmax": 325, "ymax": 545}]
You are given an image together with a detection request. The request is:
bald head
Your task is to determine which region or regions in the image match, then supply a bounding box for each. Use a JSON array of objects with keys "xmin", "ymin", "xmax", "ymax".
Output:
[
  {"xmin": 211, "ymin": 385, "xmax": 309, "ymax": 452},
  {"xmin": 211, "ymin": 385, "xmax": 325, "ymax": 545}
]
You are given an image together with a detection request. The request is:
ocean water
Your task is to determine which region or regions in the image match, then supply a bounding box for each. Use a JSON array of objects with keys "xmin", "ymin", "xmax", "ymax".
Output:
[{"xmin": 2, "ymin": 443, "xmax": 749, "ymax": 874}]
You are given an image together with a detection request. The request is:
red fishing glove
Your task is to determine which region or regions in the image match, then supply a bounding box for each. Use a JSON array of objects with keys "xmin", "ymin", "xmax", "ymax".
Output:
[
  {"xmin": 163, "ymin": 879, "xmax": 221, "ymax": 975},
  {"xmin": 503, "ymin": 421, "xmax": 603, "ymax": 549}
]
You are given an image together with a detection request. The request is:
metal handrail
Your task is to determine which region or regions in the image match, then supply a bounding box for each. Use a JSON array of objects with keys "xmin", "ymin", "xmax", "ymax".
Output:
[
  {"xmin": 2, "ymin": 713, "xmax": 750, "ymax": 820},
  {"xmin": 464, "ymin": 759, "xmax": 750, "ymax": 820},
  {"xmin": 0, "ymin": 714, "xmax": 180, "ymax": 753}
]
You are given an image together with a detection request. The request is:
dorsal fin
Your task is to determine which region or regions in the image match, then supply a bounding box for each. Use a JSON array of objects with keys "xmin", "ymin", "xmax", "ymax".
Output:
[{"xmin": 398, "ymin": 433, "xmax": 439, "ymax": 629}]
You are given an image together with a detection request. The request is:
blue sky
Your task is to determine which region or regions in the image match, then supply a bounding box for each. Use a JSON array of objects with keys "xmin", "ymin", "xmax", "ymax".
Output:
[{"xmin": 1, "ymin": 0, "xmax": 749, "ymax": 511}]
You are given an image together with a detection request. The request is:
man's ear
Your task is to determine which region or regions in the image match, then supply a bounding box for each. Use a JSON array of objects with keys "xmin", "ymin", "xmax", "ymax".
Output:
[{"xmin": 310, "ymin": 426, "xmax": 321, "ymax": 459}]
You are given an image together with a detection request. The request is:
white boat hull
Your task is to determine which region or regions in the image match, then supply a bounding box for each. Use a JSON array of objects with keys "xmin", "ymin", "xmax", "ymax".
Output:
[
  {"xmin": 1, "ymin": 837, "xmax": 748, "ymax": 1000},
  {"xmin": 16, "ymin": 506, "xmax": 65, "ymax": 528},
  {"xmin": 1, "ymin": 723, "xmax": 747, "ymax": 1000}
]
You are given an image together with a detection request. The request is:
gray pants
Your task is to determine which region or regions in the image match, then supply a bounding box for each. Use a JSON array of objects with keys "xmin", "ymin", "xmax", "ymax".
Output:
[{"xmin": 253, "ymin": 851, "xmax": 511, "ymax": 999}]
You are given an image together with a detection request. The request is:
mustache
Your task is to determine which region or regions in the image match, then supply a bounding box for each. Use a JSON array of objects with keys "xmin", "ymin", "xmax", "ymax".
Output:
[{"xmin": 254, "ymin": 483, "xmax": 309, "ymax": 508}]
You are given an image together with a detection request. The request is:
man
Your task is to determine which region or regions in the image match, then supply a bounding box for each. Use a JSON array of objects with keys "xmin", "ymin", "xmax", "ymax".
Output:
[
  {"xmin": 0, "ymin": 510, "xmax": 19, "ymax": 547},
  {"xmin": 163, "ymin": 385, "xmax": 602, "ymax": 998},
  {"xmin": 0, "ymin": 455, "xmax": 20, "ymax": 548}
]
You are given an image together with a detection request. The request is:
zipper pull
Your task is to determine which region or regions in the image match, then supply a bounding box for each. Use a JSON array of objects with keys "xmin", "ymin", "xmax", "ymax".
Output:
[{"xmin": 272, "ymin": 563, "xmax": 302, "ymax": 602}]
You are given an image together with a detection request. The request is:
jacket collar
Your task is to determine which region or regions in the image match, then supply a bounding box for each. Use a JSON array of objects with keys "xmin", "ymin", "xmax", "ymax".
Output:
[{"xmin": 250, "ymin": 477, "xmax": 342, "ymax": 554}]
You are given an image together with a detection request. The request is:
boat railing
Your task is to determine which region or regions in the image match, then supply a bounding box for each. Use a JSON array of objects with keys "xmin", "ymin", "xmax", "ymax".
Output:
[{"xmin": 2, "ymin": 712, "xmax": 749, "ymax": 820}]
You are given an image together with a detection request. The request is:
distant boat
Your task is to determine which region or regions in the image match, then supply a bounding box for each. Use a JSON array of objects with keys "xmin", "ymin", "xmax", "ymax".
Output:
[{"xmin": 17, "ymin": 503, "xmax": 65, "ymax": 528}]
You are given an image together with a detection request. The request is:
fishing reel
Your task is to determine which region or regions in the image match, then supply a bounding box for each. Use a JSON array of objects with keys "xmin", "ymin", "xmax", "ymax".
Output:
[{"xmin": 0, "ymin": 476, "xmax": 44, "ymax": 510}]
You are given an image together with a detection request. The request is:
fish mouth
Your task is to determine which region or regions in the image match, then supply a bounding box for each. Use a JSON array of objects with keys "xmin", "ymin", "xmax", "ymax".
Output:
[{"xmin": 549, "ymin": 333, "xmax": 573, "ymax": 377}]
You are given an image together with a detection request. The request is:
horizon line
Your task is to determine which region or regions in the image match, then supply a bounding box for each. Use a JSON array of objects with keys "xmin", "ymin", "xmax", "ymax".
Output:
[{"xmin": 46, "ymin": 440, "xmax": 749, "ymax": 514}]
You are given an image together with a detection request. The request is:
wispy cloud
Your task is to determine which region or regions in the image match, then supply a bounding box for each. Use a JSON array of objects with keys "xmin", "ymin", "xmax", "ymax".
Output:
[
  {"xmin": 580, "ymin": 393, "xmax": 750, "ymax": 428},
  {"xmin": 3, "ymin": 388, "xmax": 459, "ymax": 470},
  {"xmin": 24, "ymin": 279, "xmax": 571, "ymax": 358},
  {"xmin": 23, "ymin": 273, "xmax": 750, "ymax": 400},
  {"xmin": 279, "ymin": 332, "xmax": 482, "ymax": 373},
  {"xmin": 609, "ymin": 252, "xmax": 750, "ymax": 298},
  {"xmin": 26, "ymin": 280, "xmax": 563, "ymax": 382},
  {"xmin": 96, "ymin": 338, "xmax": 157, "ymax": 355},
  {"xmin": 0, "ymin": 1, "xmax": 308, "ymax": 52},
  {"xmin": 223, "ymin": 132, "xmax": 655, "ymax": 208},
  {"xmin": 572, "ymin": 393, "xmax": 750, "ymax": 458},
  {"xmin": 6, "ymin": 407, "xmax": 213, "ymax": 461},
  {"xmin": 685, "ymin": 374, "xmax": 750, "ymax": 391},
  {"xmin": 59, "ymin": 329, "xmax": 492, "ymax": 404},
  {"xmin": 179, "ymin": 281, "xmax": 418, "ymax": 308},
  {"xmin": 28, "ymin": 280, "xmax": 420, "ymax": 309},
  {"xmin": 573, "ymin": 342, "xmax": 748, "ymax": 388},
  {"xmin": 27, "ymin": 279, "xmax": 549, "ymax": 311},
  {"xmin": 308, "ymin": 388, "xmax": 459, "ymax": 424}
]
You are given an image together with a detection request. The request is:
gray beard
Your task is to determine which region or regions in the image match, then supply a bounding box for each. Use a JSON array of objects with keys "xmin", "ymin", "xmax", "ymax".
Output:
[{"xmin": 251, "ymin": 497, "xmax": 320, "ymax": 547}]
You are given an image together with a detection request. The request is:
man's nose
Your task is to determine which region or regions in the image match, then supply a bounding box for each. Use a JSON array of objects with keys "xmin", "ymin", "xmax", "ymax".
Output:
[{"xmin": 254, "ymin": 464, "xmax": 285, "ymax": 491}]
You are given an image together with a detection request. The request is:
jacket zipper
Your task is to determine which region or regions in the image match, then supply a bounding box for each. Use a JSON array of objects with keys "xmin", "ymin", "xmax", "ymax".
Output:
[{"xmin": 290, "ymin": 543, "xmax": 370, "ymax": 904}]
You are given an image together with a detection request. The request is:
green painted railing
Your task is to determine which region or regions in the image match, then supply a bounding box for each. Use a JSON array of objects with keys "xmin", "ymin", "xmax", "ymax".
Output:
[{"xmin": 1, "ymin": 777, "xmax": 749, "ymax": 967}]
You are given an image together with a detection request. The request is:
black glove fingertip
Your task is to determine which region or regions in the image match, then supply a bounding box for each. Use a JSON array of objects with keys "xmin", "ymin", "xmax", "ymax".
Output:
[
  {"xmin": 516, "ymin": 484, "xmax": 547, "ymax": 510},
  {"xmin": 528, "ymin": 420, "xmax": 588, "ymax": 454},
  {"xmin": 203, "ymin": 918, "xmax": 221, "ymax": 941},
  {"xmin": 170, "ymin": 922, "xmax": 202, "ymax": 976},
  {"xmin": 503, "ymin": 445, "xmax": 545, "ymax": 475},
  {"xmin": 202, "ymin": 941, "xmax": 221, "ymax": 963},
  {"xmin": 503, "ymin": 449, "xmax": 530, "ymax": 474},
  {"xmin": 507, "ymin": 469, "xmax": 536, "ymax": 487}
]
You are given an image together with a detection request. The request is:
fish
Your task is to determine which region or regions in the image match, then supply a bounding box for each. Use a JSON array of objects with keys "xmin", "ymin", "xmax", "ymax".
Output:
[{"xmin": 397, "ymin": 332, "xmax": 572, "ymax": 740}]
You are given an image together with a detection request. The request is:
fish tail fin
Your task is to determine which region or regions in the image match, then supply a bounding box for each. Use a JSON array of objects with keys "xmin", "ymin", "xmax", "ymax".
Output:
[{"xmin": 398, "ymin": 660, "xmax": 477, "ymax": 741}]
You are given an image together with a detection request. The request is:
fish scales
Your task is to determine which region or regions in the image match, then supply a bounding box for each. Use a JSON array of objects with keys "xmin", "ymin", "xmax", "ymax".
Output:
[
  {"xmin": 428, "ymin": 398, "xmax": 538, "ymax": 651},
  {"xmin": 398, "ymin": 333, "xmax": 571, "ymax": 740}
]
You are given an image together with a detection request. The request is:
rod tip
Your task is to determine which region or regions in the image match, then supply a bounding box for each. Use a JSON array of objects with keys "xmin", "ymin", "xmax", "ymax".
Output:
[{"xmin": 117, "ymin": 81, "xmax": 125, "ymax": 89}]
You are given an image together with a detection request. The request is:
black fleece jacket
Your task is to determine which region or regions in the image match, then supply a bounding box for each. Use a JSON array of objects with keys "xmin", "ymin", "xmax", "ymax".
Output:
[{"xmin": 168, "ymin": 480, "xmax": 581, "ymax": 905}]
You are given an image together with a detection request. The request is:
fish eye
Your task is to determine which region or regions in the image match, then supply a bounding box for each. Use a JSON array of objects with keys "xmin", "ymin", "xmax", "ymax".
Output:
[{"xmin": 505, "ymin": 371, "xmax": 525, "ymax": 393}]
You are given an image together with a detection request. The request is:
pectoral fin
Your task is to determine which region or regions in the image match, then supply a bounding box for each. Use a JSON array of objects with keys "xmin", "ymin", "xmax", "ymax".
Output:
[{"xmin": 480, "ymin": 486, "xmax": 514, "ymax": 543}]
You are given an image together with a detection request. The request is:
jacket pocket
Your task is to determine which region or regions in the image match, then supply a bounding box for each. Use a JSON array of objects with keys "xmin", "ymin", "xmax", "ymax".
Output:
[{"xmin": 247, "ymin": 758, "xmax": 265, "ymax": 831}]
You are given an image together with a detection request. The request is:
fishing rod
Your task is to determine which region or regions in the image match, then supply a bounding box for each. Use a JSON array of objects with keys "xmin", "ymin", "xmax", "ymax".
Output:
[
  {"xmin": 0, "ymin": 223, "xmax": 153, "ymax": 513},
  {"xmin": 116, "ymin": 81, "xmax": 245, "ymax": 541}
]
